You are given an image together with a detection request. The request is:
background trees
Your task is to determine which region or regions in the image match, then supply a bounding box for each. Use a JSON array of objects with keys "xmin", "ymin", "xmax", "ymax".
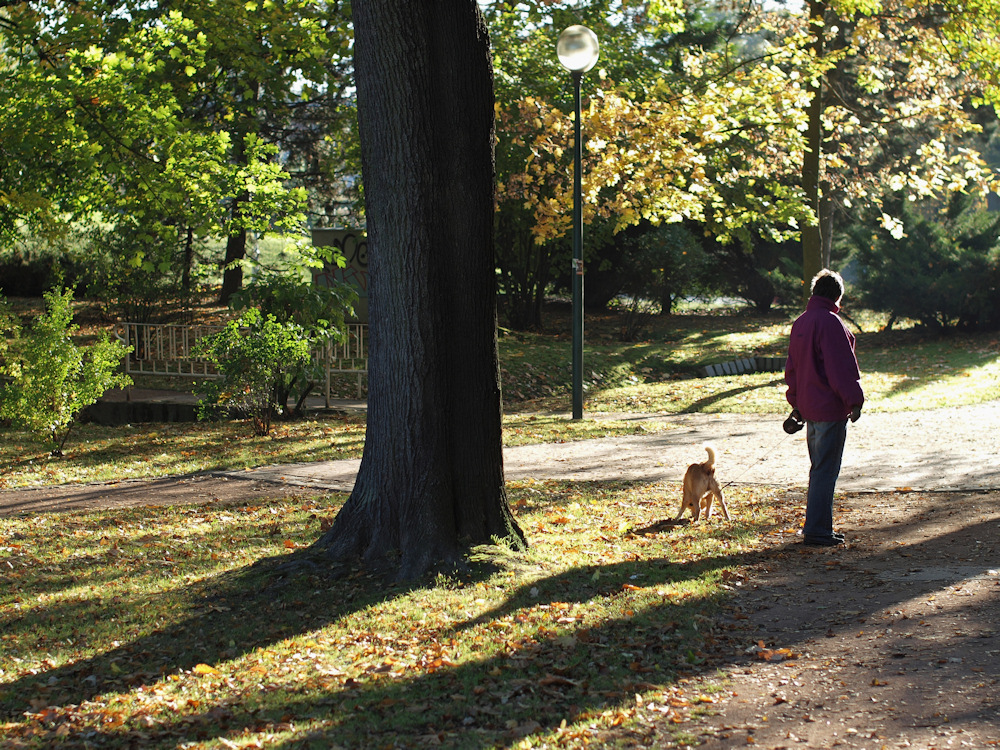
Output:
[
  {"xmin": 489, "ymin": 1, "xmax": 821, "ymax": 327},
  {"xmin": 3, "ymin": 0, "xmax": 998, "ymax": 327},
  {"xmin": 489, "ymin": 0, "xmax": 1000, "ymax": 325},
  {"xmin": 790, "ymin": 0, "xmax": 1000, "ymax": 288},
  {"xmin": 849, "ymin": 193, "xmax": 1000, "ymax": 330},
  {"xmin": 0, "ymin": 0, "xmax": 356, "ymax": 309}
]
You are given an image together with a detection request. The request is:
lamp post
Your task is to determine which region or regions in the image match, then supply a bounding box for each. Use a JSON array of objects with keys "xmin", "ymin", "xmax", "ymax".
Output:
[{"xmin": 557, "ymin": 25, "xmax": 599, "ymax": 421}]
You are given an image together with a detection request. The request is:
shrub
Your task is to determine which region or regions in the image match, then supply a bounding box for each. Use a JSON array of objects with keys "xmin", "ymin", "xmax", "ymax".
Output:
[
  {"xmin": 229, "ymin": 269, "xmax": 357, "ymax": 414},
  {"xmin": 194, "ymin": 308, "xmax": 313, "ymax": 436},
  {"xmin": 0, "ymin": 246, "xmax": 88, "ymax": 297},
  {"xmin": 231, "ymin": 269, "xmax": 355, "ymax": 332},
  {"xmin": 0, "ymin": 288, "xmax": 132, "ymax": 454},
  {"xmin": 852, "ymin": 196, "xmax": 1000, "ymax": 331}
]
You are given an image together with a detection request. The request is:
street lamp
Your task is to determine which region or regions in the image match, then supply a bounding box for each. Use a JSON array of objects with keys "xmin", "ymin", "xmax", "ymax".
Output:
[{"xmin": 557, "ymin": 25, "xmax": 599, "ymax": 420}]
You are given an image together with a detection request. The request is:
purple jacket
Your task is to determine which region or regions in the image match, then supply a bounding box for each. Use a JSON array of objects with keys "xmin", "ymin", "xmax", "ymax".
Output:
[{"xmin": 785, "ymin": 295, "xmax": 864, "ymax": 422}]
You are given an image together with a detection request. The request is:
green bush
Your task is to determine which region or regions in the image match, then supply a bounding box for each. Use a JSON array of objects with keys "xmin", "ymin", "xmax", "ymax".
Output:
[
  {"xmin": 0, "ymin": 246, "xmax": 88, "ymax": 297},
  {"xmin": 230, "ymin": 269, "xmax": 356, "ymax": 336},
  {"xmin": 852, "ymin": 196, "xmax": 1000, "ymax": 331},
  {"xmin": 231, "ymin": 270, "xmax": 357, "ymax": 410},
  {"xmin": 196, "ymin": 254, "xmax": 357, "ymax": 434},
  {"xmin": 0, "ymin": 288, "xmax": 132, "ymax": 454},
  {"xmin": 194, "ymin": 308, "xmax": 313, "ymax": 436}
]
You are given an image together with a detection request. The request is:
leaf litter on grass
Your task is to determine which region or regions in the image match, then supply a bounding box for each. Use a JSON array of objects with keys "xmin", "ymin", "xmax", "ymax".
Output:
[{"xmin": 0, "ymin": 480, "xmax": 788, "ymax": 748}]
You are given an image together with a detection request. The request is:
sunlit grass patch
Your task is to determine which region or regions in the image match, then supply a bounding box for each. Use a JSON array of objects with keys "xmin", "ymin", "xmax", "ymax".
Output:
[
  {"xmin": 0, "ymin": 417, "xmax": 369, "ymax": 490},
  {"xmin": 0, "ymin": 482, "xmax": 786, "ymax": 748},
  {"xmin": 587, "ymin": 372, "xmax": 790, "ymax": 415},
  {"xmin": 501, "ymin": 412, "xmax": 679, "ymax": 445},
  {"xmin": 862, "ymin": 338, "xmax": 1000, "ymax": 411}
]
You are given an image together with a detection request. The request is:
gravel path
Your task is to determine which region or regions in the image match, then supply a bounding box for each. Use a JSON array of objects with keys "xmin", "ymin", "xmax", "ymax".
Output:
[
  {"xmin": 2, "ymin": 402, "xmax": 999, "ymax": 517},
  {"xmin": 233, "ymin": 401, "xmax": 1000, "ymax": 494}
]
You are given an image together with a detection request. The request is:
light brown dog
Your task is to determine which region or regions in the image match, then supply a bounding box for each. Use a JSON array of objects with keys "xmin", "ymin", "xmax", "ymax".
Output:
[{"xmin": 675, "ymin": 445, "xmax": 730, "ymax": 522}]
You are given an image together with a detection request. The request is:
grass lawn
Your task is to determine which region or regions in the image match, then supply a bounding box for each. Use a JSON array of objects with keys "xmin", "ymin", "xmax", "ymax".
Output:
[
  {"xmin": 1, "ymin": 480, "xmax": 792, "ymax": 748},
  {"xmin": 1, "ymin": 304, "xmax": 998, "ymax": 747}
]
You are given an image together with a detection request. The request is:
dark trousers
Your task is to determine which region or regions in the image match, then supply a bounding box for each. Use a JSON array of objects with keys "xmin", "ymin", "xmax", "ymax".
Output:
[{"xmin": 803, "ymin": 419, "xmax": 848, "ymax": 539}]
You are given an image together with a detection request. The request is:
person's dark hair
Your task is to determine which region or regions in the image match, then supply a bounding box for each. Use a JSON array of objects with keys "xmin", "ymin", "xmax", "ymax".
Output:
[{"xmin": 811, "ymin": 269, "xmax": 844, "ymax": 301}]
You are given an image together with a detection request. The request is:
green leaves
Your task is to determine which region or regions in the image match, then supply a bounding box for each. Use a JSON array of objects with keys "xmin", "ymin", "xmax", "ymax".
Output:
[
  {"xmin": 0, "ymin": 289, "xmax": 132, "ymax": 453},
  {"xmin": 194, "ymin": 308, "xmax": 314, "ymax": 436},
  {"xmin": 0, "ymin": 0, "xmax": 356, "ymax": 296}
]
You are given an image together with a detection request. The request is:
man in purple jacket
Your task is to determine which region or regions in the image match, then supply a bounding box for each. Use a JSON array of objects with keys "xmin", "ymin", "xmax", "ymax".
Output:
[{"xmin": 785, "ymin": 269, "xmax": 864, "ymax": 546}]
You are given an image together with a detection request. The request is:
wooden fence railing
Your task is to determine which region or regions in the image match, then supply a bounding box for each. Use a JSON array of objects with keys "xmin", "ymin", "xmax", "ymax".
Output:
[{"xmin": 114, "ymin": 322, "xmax": 369, "ymax": 403}]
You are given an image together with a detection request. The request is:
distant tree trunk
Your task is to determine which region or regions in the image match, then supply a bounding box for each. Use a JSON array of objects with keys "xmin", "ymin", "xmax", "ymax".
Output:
[
  {"xmin": 801, "ymin": 0, "xmax": 826, "ymax": 299},
  {"xmin": 219, "ymin": 81, "xmax": 260, "ymax": 306},
  {"xmin": 314, "ymin": 0, "xmax": 525, "ymax": 580},
  {"xmin": 819, "ymin": 182, "xmax": 834, "ymax": 267},
  {"xmin": 219, "ymin": 228, "xmax": 246, "ymax": 305},
  {"xmin": 818, "ymin": 16, "xmax": 850, "ymax": 271},
  {"xmin": 182, "ymin": 225, "xmax": 195, "ymax": 296}
]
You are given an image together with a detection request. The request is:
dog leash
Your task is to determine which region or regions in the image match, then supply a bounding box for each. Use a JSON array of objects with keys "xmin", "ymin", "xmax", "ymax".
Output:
[{"xmin": 718, "ymin": 429, "xmax": 797, "ymax": 491}]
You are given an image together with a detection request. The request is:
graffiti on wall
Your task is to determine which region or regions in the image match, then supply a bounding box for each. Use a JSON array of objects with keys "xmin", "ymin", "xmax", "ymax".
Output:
[{"xmin": 312, "ymin": 228, "xmax": 368, "ymax": 323}]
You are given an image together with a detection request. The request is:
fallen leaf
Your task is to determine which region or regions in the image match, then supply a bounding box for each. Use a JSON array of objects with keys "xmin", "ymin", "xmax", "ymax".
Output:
[{"xmin": 540, "ymin": 674, "xmax": 578, "ymax": 687}]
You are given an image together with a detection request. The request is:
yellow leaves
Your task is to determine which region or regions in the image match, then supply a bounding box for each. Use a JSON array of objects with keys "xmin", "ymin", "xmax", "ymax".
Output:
[
  {"xmin": 751, "ymin": 640, "xmax": 800, "ymax": 663},
  {"xmin": 193, "ymin": 663, "xmax": 221, "ymax": 676}
]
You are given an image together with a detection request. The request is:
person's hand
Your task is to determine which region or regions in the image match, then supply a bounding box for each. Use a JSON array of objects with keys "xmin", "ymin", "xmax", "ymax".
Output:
[{"xmin": 849, "ymin": 405, "xmax": 862, "ymax": 423}]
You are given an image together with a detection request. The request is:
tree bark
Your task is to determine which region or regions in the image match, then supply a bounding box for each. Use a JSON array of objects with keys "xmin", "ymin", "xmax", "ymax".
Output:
[
  {"xmin": 314, "ymin": 0, "xmax": 525, "ymax": 580},
  {"xmin": 801, "ymin": 0, "xmax": 826, "ymax": 299},
  {"xmin": 219, "ymin": 228, "xmax": 246, "ymax": 305}
]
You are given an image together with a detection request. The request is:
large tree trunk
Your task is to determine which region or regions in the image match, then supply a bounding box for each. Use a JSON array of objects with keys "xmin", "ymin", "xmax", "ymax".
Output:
[{"xmin": 314, "ymin": 0, "xmax": 525, "ymax": 580}]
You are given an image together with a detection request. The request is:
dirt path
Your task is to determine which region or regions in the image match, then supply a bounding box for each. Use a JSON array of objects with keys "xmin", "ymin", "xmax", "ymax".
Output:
[
  {"xmin": 693, "ymin": 489, "xmax": 1000, "ymax": 749},
  {"xmin": 7, "ymin": 402, "xmax": 998, "ymax": 518}
]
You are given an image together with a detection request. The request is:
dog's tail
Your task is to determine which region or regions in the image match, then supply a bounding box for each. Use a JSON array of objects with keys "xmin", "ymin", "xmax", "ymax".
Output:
[{"xmin": 704, "ymin": 444, "xmax": 716, "ymax": 469}]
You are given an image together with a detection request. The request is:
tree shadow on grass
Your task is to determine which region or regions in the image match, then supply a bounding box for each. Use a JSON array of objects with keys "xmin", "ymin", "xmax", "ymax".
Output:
[
  {"xmin": 2, "ymin": 542, "xmax": 755, "ymax": 747},
  {"xmin": 4, "ymin": 495, "xmax": 998, "ymax": 748},
  {"xmin": 680, "ymin": 377, "xmax": 784, "ymax": 414}
]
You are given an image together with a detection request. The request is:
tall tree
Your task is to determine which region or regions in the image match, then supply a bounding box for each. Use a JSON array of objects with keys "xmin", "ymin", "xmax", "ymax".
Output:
[
  {"xmin": 787, "ymin": 0, "xmax": 1000, "ymax": 289},
  {"xmin": 144, "ymin": 0, "xmax": 356, "ymax": 303},
  {"xmin": 314, "ymin": 0, "xmax": 525, "ymax": 580},
  {"xmin": 489, "ymin": 1, "xmax": 817, "ymax": 327}
]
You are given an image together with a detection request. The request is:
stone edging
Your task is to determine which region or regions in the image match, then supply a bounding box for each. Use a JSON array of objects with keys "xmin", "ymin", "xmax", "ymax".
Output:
[{"xmin": 699, "ymin": 357, "xmax": 786, "ymax": 378}]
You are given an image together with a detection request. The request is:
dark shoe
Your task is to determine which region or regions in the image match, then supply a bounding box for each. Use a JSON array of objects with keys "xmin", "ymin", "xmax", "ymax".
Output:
[{"xmin": 803, "ymin": 535, "xmax": 845, "ymax": 547}]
